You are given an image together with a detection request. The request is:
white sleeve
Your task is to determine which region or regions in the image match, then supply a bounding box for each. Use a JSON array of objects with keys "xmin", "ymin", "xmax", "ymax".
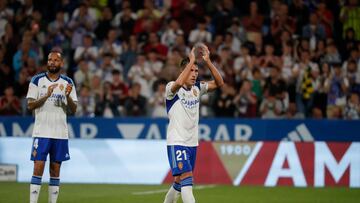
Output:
[
  {"xmin": 26, "ymin": 82, "xmax": 39, "ymax": 99},
  {"xmin": 165, "ymin": 81, "xmax": 177, "ymax": 100},
  {"xmin": 199, "ymin": 81, "xmax": 208, "ymax": 96}
]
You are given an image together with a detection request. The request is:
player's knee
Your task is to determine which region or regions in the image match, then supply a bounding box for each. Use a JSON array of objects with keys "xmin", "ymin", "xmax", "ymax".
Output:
[
  {"xmin": 49, "ymin": 162, "xmax": 61, "ymax": 177},
  {"xmin": 180, "ymin": 172, "xmax": 193, "ymax": 187},
  {"xmin": 33, "ymin": 161, "xmax": 45, "ymax": 176}
]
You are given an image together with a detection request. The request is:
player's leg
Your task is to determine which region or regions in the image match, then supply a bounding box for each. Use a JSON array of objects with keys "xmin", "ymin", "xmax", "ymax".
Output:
[
  {"xmin": 49, "ymin": 161, "xmax": 61, "ymax": 203},
  {"xmin": 30, "ymin": 138, "xmax": 50, "ymax": 203},
  {"xmin": 180, "ymin": 171, "xmax": 195, "ymax": 203},
  {"xmin": 163, "ymin": 176, "xmax": 181, "ymax": 203},
  {"xmin": 48, "ymin": 138, "xmax": 70, "ymax": 203},
  {"xmin": 164, "ymin": 146, "xmax": 183, "ymax": 203},
  {"xmin": 180, "ymin": 146, "xmax": 197, "ymax": 203}
]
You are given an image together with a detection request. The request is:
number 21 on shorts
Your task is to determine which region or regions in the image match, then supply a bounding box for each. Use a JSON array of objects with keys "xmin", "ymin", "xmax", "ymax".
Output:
[{"xmin": 176, "ymin": 150, "xmax": 187, "ymax": 161}]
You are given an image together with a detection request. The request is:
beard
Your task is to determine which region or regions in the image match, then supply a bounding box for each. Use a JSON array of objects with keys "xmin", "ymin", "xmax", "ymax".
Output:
[{"xmin": 47, "ymin": 66, "xmax": 61, "ymax": 74}]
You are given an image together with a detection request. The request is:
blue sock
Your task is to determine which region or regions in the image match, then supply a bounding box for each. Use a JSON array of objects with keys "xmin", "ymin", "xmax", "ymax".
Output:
[
  {"xmin": 31, "ymin": 176, "xmax": 42, "ymax": 185},
  {"xmin": 49, "ymin": 177, "xmax": 60, "ymax": 186}
]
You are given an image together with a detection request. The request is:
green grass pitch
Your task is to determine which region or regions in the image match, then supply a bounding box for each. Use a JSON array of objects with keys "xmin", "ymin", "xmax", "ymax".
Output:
[{"xmin": 0, "ymin": 182, "xmax": 359, "ymax": 203}]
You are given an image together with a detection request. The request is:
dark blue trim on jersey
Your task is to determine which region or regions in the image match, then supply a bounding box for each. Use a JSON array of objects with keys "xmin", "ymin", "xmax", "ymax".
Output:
[
  {"xmin": 60, "ymin": 75, "xmax": 75, "ymax": 85},
  {"xmin": 195, "ymin": 81, "xmax": 200, "ymax": 89},
  {"xmin": 30, "ymin": 72, "xmax": 46, "ymax": 86},
  {"xmin": 166, "ymin": 94, "xmax": 179, "ymax": 113},
  {"xmin": 45, "ymin": 72, "xmax": 61, "ymax": 82}
]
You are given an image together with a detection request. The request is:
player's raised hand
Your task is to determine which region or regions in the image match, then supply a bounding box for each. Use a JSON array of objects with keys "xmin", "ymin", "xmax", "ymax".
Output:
[
  {"xmin": 46, "ymin": 84, "xmax": 58, "ymax": 97},
  {"xmin": 65, "ymin": 84, "xmax": 72, "ymax": 97},
  {"xmin": 202, "ymin": 45, "xmax": 211, "ymax": 63},
  {"xmin": 189, "ymin": 47, "xmax": 196, "ymax": 62}
]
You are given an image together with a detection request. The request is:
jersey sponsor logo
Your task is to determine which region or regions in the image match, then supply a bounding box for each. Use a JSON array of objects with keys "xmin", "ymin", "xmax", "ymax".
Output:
[{"xmin": 180, "ymin": 98, "xmax": 199, "ymax": 109}]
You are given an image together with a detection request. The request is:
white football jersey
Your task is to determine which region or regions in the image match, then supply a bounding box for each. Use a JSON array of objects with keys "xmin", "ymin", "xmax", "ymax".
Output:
[
  {"xmin": 26, "ymin": 72, "xmax": 78, "ymax": 139},
  {"xmin": 165, "ymin": 81, "xmax": 208, "ymax": 146}
]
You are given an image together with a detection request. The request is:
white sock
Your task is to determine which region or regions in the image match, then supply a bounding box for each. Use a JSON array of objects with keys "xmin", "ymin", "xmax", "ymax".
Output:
[
  {"xmin": 163, "ymin": 185, "xmax": 181, "ymax": 203},
  {"xmin": 49, "ymin": 177, "xmax": 60, "ymax": 203},
  {"xmin": 48, "ymin": 186, "xmax": 59, "ymax": 203},
  {"xmin": 30, "ymin": 184, "xmax": 41, "ymax": 203},
  {"xmin": 30, "ymin": 175, "xmax": 42, "ymax": 203},
  {"xmin": 181, "ymin": 186, "xmax": 195, "ymax": 203}
]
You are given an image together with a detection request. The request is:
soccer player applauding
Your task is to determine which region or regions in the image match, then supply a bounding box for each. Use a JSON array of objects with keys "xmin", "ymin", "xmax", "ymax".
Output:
[
  {"xmin": 27, "ymin": 51, "xmax": 77, "ymax": 203},
  {"xmin": 163, "ymin": 44, "xmax": 224, "ymax": 203}
]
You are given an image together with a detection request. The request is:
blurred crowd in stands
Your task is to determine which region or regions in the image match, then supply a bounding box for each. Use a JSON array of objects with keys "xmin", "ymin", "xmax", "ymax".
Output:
[{"xmin": 0, "ymin": 0, "xmax": 359, "ymax": 119}]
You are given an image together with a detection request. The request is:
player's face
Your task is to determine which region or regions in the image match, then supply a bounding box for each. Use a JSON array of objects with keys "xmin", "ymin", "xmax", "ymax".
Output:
[
  {"xmin": 47, "ymin": 53, "xmax": 63, "ymax": 74},
  {"xmin": 185, "ymin": 65, "xmax": 198, "ymax": 86}
]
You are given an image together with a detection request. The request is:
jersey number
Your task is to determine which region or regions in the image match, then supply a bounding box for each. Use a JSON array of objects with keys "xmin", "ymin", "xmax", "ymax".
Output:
[{"xmin": 176, "ymin": 150, "xmax": 187, "ymax": 161}]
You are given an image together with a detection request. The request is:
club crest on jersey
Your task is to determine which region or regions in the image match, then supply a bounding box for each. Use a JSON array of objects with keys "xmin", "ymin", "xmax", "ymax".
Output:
[
  {"xmin": 42, "ymin": 85, "xmax": 46, "ymax": 89},
  {"xmin": 32, "ymin": 150, "xmax": 37, "ymax": 157},
  {"xmin": 178, "ymin": 162, "xmax": 183, "ymax": 170},
  {"xmin": 59, "ymin": 84, "xmax": 64, "ymax": 91},
  {"xmin": 192, "ymin": 89, "xmax": 198, "ymax": 97}
]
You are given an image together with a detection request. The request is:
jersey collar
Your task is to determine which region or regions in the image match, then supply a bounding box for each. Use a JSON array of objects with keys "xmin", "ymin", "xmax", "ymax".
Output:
[{"xmin": 45, "ymin": 72, "xmax": 60, "ymax": 82}]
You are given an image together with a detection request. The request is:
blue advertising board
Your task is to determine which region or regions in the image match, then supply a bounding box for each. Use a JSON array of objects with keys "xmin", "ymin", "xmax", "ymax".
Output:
[{"xmin": 0, "ymin": 117, "xmax": 359, "ymax": 141}]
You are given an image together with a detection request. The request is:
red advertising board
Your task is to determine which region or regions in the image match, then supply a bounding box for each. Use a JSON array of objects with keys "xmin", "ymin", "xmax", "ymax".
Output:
[{"xmin": 163, "ymin": 142, "xmax": 360, "ymax": 188}]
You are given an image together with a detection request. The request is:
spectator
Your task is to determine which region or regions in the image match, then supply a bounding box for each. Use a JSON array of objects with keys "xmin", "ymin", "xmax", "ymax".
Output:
[
  {"xmin": 0, "ymin": 86, "xmax": 21, "ymax": 115},
  {"xmin": 161, "ymin": 19, "xmax": 184, "ymax": 48},
  {"xmin": 74, "ymin": 60, "xmax": 93, "ymax": 88},
  {"xmin": 124, "ymin": 82, "xmax": 147, "ymax": 116},
  {"xmin": 213, "ymin": 84, "xmax": 236, "ymax": 117},
  {"xmin": 148, "ymin": 80, "xmax": 167, "ymax": 117},
  {"xmin": 343, "ymin": 93, "xmax": 360, "ymax": 119},
  {"xmin": 127, "ymin": 53, "xmax": 154, "ymax": 98},
  {"xmin": 286, "ymin": 102, "xmax": 305, "ymax": 119},
  {"xmin": 242, "ymin": 1, "xmax": 264, "ymax": 43},
  {"xmin": 325, "ymin": 63, "xmax": 349, "ymax": 118},
  {"xmin": 73, "ymin": 34, "xmax": 98, "ymax": 71},
  {"xmin": 315, "ymin": 2, "xmax": 333, "ymax": 38},
  {"xmin": 112, "ymin": 1, "xmax": 137, "ymax": 35},
  {"xmin": 260, "ymin": 89, "xmax": 282, "ymax": 119},
  {"xmin": 76, "ymin": 85, "xmax": 96, "ymax": 117},
  {"xmin": 340, "ymin": 0, "xmax": 360, "ymax": 40},
  {"xmin": 12, "ymin": 41, "xmax": 38, "ymax": 79},
  {"xmin": 302, "ymin": 12, "xmax": 326, "ymax": 50},
  {"xmin": 111, "ymin": 69, "xmax": 128, "ymax": 105},
  {"xmin": 233, "ymin": 79, "xmax": 257, "ymax": 117},
  {"xmin": 188, "ymin": 18, "xmax": 212, "ymax": 46},
  {"xmin": 143, "ymin": 32, "xmax": 168, "ymax": 60},
  {"xmin": 96, "ymin": 53, "xmax": 122, "ymax": 82},
  {"xmin": 99, "ymin": 29, "xmax": 122, "ymax": 60},
  {"xmin": 94, "ymin": 7, "xmax": 113, "ymax": 41},
  {"xmin": 68, "ymin": 3, "xmax": 97, "ymax": 50},
  {"xmin": 95, "ymin": 81, "xmax": 121, "ymax": 117}
]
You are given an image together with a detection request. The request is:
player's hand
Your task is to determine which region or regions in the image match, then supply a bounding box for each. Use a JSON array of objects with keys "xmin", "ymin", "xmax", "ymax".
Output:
[
  {"xmin": 202, "ymin": 45, "xmax": 211, "ymax": 63},
  {"xmin": 65, "ymin": 84, "xmax": 72, "ymax": 97},
  {"xmin": 189, "ymin": 47, "xmax": 196, "ymax": 62},
  {"xmin": 46, "ymin": 84, "xmax": 58, "ymax": 98}
]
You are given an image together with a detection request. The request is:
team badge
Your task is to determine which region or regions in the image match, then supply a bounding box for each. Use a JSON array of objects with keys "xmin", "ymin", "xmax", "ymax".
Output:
[
  {"xmin": 178, "ymin": 162, "xmax": 183, "ymax": 170},
  {"xmin": 192, "ymin": 89, "xmax": 198, "ymax": 97},
  {"xmin": 59, "ymin": 84, "xmax": 64, "ymax": 91},
  {"xmin": 32, "ymin": 150, "xmax": 37, "ymax": 157}
]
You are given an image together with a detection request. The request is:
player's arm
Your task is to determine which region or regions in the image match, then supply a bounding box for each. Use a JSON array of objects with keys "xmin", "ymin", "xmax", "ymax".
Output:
[
  {"xmin": 27, "ymin": 84, "xmax": 58, "ymax": 111},
  {"xmin": 171, "ymin": 48, "xmax": 196, "ymax": 93},
  {"xmin": 202, "ymin": 46, "xmax": 224, "ymax": 92},
  {"xmin": 65, "ymin": 84, "xmax": 77, "ymax": 114}
]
